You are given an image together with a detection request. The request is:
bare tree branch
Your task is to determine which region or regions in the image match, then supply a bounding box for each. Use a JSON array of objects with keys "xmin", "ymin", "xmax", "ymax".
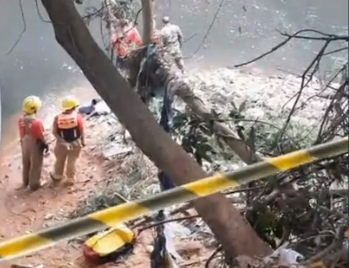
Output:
[{"xmin": 6, "ymin": 0, "xmax": 26, "ymax": 55}]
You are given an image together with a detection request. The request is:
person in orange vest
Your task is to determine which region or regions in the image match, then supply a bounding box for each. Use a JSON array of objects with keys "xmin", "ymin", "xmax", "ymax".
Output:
[
  {"xmin": 110, "ymin": 19, "xmax": 142, "ymax": 68},
  {"xmin": 123, "ymin": 20, "xmax": 142, "ymax": 48},
  {"xmin": 50, "ymin": 96, "xmax": 85, "ymax": 186},
  {"xmin": 18, "ymin": 95, "xmax": 48, "ymax": 191}
]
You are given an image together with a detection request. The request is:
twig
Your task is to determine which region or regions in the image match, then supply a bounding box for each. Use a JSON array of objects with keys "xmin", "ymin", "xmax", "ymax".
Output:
[
  {"xmin": 185, "ymin": 0, "xmax": 225, "ymax": 59},
  {"xmin": 205, "ymin": 246, "xmax": 222, "ymax": 268},
  {"xmin": 316, "ymin": 78, "xmax": 348, "ymax": 143},
  {"xmin": 136, "ymin": 215, "xmax": 198, "ymax": 234},
  {"xmin": 181, "ymin": 259, "xmax": 205, "ymax": 267},
  {"xmin": 278, "ymin": 29, "xmax": 349, "ymax": 41},
  {"xmin": 235, "ymin": 118, "xmax": 302, "ymax": 149},
  {"xmin": 323, "ymin": 46, "xmax": 348, "ymax": 56},
  {"xmin": 35, "ymin": 0, "xmax": 51, "ymax": 23},
  {"xmin": 183, "ymin": 33, "xmax": 197, "ymax": 44},
  {"xmin": 6, "ymin": 0, "xmax": 26, "ymax": 55},
  {"xmin": 82, "ymin": 5, "xmax": 105, "ymax": 20},
  {"xmin": 275, "ymin": 39, "xmax": 331, "ymax": 146},
  {"xmin": 304, "ymin": 226, "xmax": 346, "ymax": 264},
  {"xmin": 224, "ymin": 185, "xmax": 264, "ymax": 195},
  {"xmin": 302, "ymin": 64, "xmax": 347, "ymax": 104},
  {"xmin": 132, "ymin": 7, "xmax": 142, "ymax": 27},
  {"xmin": 234, "ymin": 29, "xmax": 348, "ymax": 68}
]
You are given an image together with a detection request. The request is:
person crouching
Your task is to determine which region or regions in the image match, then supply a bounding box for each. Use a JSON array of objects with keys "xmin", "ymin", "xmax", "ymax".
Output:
[{"xmin": 50, "ymin": 96, "xmax": 85, "ymax": 186}]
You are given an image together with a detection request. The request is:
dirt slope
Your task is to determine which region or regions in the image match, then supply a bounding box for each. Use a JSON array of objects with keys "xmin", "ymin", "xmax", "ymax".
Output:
[
  {"xmin": 0, "ymin": 119, "xmax": 105, "ymax": 268},
  {"xmin": 0, "ymin": 111, "xmax": 165, "ymax": 268}
]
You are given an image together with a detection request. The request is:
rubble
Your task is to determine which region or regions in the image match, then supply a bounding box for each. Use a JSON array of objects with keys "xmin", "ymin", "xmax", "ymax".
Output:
[{"xmin": 186, "ymin": 68, "xmax": 332, "ymax": 127}]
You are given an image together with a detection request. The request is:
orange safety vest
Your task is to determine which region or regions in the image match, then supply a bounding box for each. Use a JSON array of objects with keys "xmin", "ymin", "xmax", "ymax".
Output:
[
  {"xmin": 112, "ymin": 28, "xmax": 142, "ymax": 59},
  {"xmin": 57, "ymin": 112, "xmax": 80, "ymax": 142}
]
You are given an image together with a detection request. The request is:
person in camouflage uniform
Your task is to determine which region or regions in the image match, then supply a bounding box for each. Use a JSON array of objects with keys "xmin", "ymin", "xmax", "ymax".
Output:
[{"xmin": 159, "ymin": 16, "xmax": 185, "ymax": 73}]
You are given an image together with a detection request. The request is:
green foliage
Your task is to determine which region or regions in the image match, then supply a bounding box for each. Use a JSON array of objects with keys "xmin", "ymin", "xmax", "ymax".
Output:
[
  {"xmin": 109, "ymin": 0, "xmax": 141, "ymax": 21},
  {"xmin": 170, "ymin": 99, "xmax": 316, "ymax": 172},
  {"xmin": 227, "ymin": 106, "xmax": 314, "ymax": 155},
  {"xmin": 172, "ymin": 112, "xmax": 216, "ymax": 165},
  {"xmin": 245, "ymin": 207, "xmax": 284, "ymax": 249}
]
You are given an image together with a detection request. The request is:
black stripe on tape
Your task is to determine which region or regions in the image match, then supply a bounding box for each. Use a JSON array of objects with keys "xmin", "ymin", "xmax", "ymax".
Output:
[{"xmin": 39, "ymin": 217, "xmax": 108, "ymax": 241}]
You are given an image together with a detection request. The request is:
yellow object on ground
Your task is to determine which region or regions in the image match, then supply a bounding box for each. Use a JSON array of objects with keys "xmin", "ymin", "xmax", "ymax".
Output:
[{"xmin": 85, "ymin": 224, "xmax": 134, "ymax": 257}]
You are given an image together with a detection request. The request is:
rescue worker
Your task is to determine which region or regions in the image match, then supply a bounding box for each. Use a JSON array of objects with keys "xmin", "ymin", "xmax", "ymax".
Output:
[
  {"xmin": 50, "ymin": 96, "xmax": 85, "ymax": 186},
  {"xmin": 159, "ymin": 16, "xmax": 185, "ymax": 73},
  {"xmin": 110, "ymin": 19, "xmax": 142, "ymax": 69},
  {"xmin": 18, "ymin": 95, "xmax": 48, "ymax": 191}
]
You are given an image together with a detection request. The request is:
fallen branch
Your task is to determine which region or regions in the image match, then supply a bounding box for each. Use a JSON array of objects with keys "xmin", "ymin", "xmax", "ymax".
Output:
[{"xmin": 132, "ymin": 46, "xmax": 261, "ymax": 165}]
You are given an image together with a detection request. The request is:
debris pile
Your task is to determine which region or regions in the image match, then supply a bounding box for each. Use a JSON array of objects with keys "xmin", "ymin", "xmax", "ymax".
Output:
[{"xmin": 187, "ymin": 68, "xmax": 332, "ymax": 127}]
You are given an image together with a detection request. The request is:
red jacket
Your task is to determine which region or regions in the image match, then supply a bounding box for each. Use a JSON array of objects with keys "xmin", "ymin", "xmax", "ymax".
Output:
[
  {"xmin": 18, "ymin": 115, "xmax": 45, "ymax": 141},
  {"xmin": 111, "ymin": 27, "xmax": 142, "ymax": 58}
]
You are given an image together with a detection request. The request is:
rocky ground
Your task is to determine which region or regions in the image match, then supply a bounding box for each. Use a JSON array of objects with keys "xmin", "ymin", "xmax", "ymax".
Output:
[
  {"xmin": 0, "ymin": 67, "xmax": 338, "ymax": 268},
  {"xmin": 189, "ymin": 67, "xmax": 332, "ymax": 126}
]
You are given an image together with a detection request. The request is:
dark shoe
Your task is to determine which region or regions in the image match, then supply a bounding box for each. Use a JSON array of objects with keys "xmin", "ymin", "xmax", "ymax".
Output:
[{"xmin": 29, "ymin": 183, "xmax": 41, "ymax": 192}]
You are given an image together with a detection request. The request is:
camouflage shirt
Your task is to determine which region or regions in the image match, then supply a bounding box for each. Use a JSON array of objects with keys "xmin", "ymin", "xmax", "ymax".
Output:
[{"xmin": 160, "ymin": 23, "xmax": 183, "ymax": 58}]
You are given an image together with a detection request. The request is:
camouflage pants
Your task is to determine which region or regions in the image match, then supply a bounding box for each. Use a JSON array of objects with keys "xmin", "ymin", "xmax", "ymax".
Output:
[
  {"xmin": 168, "ymin": 47, "xmax": 184, "ymax": 72},
  {"xmin": 174, "ymin": 57, "xmax": 185, "ymax": 72}
]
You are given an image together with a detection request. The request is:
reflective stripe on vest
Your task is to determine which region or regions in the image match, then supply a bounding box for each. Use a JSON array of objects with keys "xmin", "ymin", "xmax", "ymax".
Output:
[
  {"xmin": 57, "ymin": 112, "xmax": 79, "ymax": 142},
  {"xmin": 57, "ymin": 113, "xmax": 78, "ymax": 130}
]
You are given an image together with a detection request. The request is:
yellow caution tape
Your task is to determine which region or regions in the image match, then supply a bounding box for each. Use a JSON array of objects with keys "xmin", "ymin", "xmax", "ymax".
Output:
[{"xmin": 0, "ymin": 137, "xmax": 347, "ymax": 261}]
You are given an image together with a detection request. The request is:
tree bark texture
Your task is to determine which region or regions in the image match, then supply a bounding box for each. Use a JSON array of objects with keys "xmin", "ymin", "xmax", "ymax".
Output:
[
  {"xmin": 40, "ymin": 0, "xmax": 271, "ymax": 259},
  {"xmin": 140, "ymin": 0, "xmax": 153, "ymax": 45}
]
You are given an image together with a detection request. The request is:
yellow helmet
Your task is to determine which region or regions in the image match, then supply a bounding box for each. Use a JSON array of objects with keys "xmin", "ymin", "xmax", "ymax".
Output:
[
  {"xmin": 22, "ymin": 95, "xmax": 42, "ymax": 114},
  {"xmin": 61, "ymin": 96, "xmax": 79, "ymax": 111}
]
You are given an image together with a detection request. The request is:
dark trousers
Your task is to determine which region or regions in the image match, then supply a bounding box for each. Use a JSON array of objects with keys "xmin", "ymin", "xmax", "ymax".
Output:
[{"xmin": 116, "ymin": 57, "xmax": 126, "ymax": 69}]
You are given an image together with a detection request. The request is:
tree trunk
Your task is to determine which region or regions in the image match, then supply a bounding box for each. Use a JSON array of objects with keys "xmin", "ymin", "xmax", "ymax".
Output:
[
  {"xmin": 40, "ymin": 0, "xmax": 271, "ymax": 259},
  {"xmin": 140, "ymin": 0, "xmax": 153, "ymax": 45}
]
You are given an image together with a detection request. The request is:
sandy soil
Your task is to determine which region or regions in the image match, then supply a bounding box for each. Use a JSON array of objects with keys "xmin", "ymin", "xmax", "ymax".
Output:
[
  {"xmin": 0, "ymin": 74, "xmax": 228, "ymax": 268},
  {"xmin": 0, "ymin": 117, "xmax": 104, "ymax": 267},
  {"xmin": 0, "ymin": 116, "xmax": 206, "ymax": 268},
  {"xmin": 0, "ymin": 83, "xmax": 140, "ymax": 268}
]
